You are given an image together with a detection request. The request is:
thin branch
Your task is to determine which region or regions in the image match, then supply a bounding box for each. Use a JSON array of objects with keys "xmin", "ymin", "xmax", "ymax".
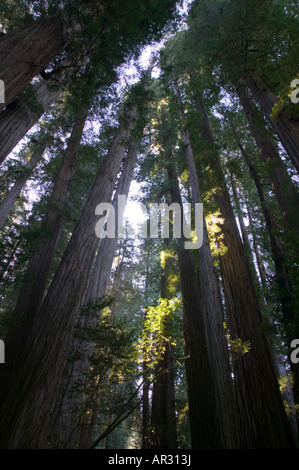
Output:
[{"xmin": 88, "ymin": 364, "xmax": 178, "ymax": 449}]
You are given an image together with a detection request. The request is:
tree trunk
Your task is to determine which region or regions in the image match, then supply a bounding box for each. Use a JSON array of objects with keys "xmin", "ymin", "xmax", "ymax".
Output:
[
  {"xmin": 167, "ymin": 164, "xmax": 220, "ymax": 449},
  {"xmin": 230, "ymin": 176, "xmax": 252, "ymax": 258},
  {"xmin": 142, "ymin": 249, "xmax": 151, "ymax": 450},
  {"xmin": 229, "ymin": 175, "xmax": 271, "ymax": 313},
  {"xmin": 0, "ymin": 79, "xmax": 61, "ymax": 165},
  {"xmin": 229, "ymin": 174, "xmax": 268, "ymax": 298},
  {"xmin": 237, "ymin": 141, "xmax": 299, "ymax": 441},
  {"xmin": 0, "ymin": 18, "xmax": 66, "ymax": 112},
  {"xmin": 0, "ymin": 103, "xmax": 138, "ymax": 449},
  {"xmin": 0, "ymin": 99, "xmax": 89, "ymax": 447},
  {"xmin": 149, "ymin": 240, "xmax": 178, "ymax": 450},
  {"xmin": 11, "ymin": 100, "xmax": 89, "ymax": 324},
  {"xmin": 0, "ymin": 142, "xmax": 47, "ymax": 228},
  {"xmin": 246, "ymin": 204, "xmax": 269, "ymax": 294},
  {"xmin": 237, "ymin": 135, "xmax": 296, "ymax": 333},
  {"xmin": 50, "ymin": 142, "xmax": 139, "ymax": 449},
  {"xmin": 246, "ymin": 76, "xmax": 299, "ymax": 174},
  {"xmin": 149, "ymin": 336, "xmax": 177, "ymax": 449},
  {"xmin": 173, "ymin": 79, "xmax": 239, "ymax": 448},
  {"xmin": 236, "ymin": 83, "xmax": 299, "ymax": 232},
  {"xmin": 198, "ymin": 103, "xmax": 297, "ymax": 448},
  {"xmin": 85, "ymin": 142, "xmax": 138, "ymax": 304}
]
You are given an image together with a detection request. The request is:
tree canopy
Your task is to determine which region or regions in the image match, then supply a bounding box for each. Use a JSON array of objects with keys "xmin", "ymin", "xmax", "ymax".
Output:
[{"xmin": 0, "ymin": 0, "xmax": 299, "ymax": 451}]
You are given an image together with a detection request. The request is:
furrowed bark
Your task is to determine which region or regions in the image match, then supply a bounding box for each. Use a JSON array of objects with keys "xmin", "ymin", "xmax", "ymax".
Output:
[
  {"xmin": 247, "ymin": 77, "xmax": 299, "ymax": 174},
  {"xmin": 149, "ymin": 240, "xmax": 178, "ymax": 450},
  {"xmin": 85, "ymin": 142, "xmax": 139, "ymax": 304},
  {"xmin": 167, "ymin": 164, "xmax": 220, "ymax": 449},
  {"xmin": 149, "ymin": 332, "xmax": 178, "ymax": 449},
  {"xmin": 142, "ymin": 249, "xmax": 151, "ymax": 450},
  {"xmin": 0, "ymin": 142, "xmax": 46, "ymax": 228},
  {"xmin": 237, "ymin": 142, "xmax": 299, "ymax": 441},
  {"xmin": 173, "ymin": 79, "xmax": 239, "ymax": 448},
  {"xmin": 0, "ymin": 103, "xmax": 138, "ymax": 449},
  {"xmin": 237, "ymin": 136, "xmax": 296, "ymax": 331},
  {"xmin": 236, "ymin": 84, "xmax": 299, "ymax": 233},
  {"xmin": 11, "ymin": 100, "xmax": 89, "ymax": 325},
  {"xmin": 0, "ymin": 79, "xmax": 61, "ymax": 165},
  {"xmin": 230, "ymin": 177, "xmax": 253, "ymax": 261},
  {"xmin": 198, "ymin": 102, "xmax": 297, "ymax": 449},
  {"xmin": 0, "ymin": 18, "xmax": 66, "ymax": 113},
  {"xmin": 229, "ymin": 174, "xmax": 267, "ymax": 306},
  {"xmin": 50, "ymin": 142, "xmax": 139, "ymax": 449},
  {"xmin": 246, "ymin": 204, "xmax": 269, "ymax": 294}
]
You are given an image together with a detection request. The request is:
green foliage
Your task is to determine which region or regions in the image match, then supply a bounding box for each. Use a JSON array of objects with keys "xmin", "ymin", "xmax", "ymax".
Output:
[
  {"xmin": 135, "ymin": 297, "xmax": 181, "ymax": 370},
  {"xmin": 88, "ymin": 307, "xmax": 138, "ymax": 381},
  {"xmin": 223, "ymin": 322, "xmax": 251, "ymax": 358},
  {"xmin": 0, "ymin": 0, "xmax": 32, "ymax": 29},
  {"xmin": 1, "ymin": 0, "xmax": 299, "ymax": 450}
]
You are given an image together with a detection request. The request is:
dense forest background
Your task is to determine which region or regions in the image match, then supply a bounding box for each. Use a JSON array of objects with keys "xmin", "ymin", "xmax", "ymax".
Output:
[{"xmin": 0, "ymin": 0, "xmax": 299, "ymax": 450}]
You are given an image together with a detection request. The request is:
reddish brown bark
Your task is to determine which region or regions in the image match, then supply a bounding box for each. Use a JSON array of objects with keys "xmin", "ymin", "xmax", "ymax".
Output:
[
  {"xmin": 49, "ymin": 143, "xmax": 139, "ymax": 449},
  {"xmin": 235, "ymin": 140, "xmax": 299, "ymax": 441},
  {"xmin": 236, "ymin": 83, "xmax": 299, "ymax": 232},
  {"xmin": 0, "ymin": 142, "xmax": 46, "ymax": 228},
  {"xmin": 247, "ymin": 77, "xmax": 299, "ymax": 174},
  {"xmin": 0, "ymin": 103, "xmax": 138, "ymax": 449},
  {"xmin": 0, "ymin": 18, "xmax": 66, "ymax": 112},
  {"xmin": 149, "ymin": 240, "xmax": 178, "ymax": 450},
  {"xmin": 167, "ymin": 164, "xmax": 221, "ymax": 449},
  {"xmin": 11, "ymin": 100, "xmax": 89, "ymax": 324},
  {"xmin": 0, "ymin": 79, "xmax": 61, "ymax": 165},
  {"xmin": 173, "ymin": 79, "xmax": 239, "ymax": 448},
  {"xmin": 198, "ymin": 103, "xmax": 297, "ymax": 448}
]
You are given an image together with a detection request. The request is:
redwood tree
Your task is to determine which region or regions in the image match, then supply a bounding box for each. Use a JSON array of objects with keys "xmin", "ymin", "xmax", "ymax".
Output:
[
  {"xmin": 196, "ymin": 98, "xmax": 297, "ymax": 449},
  {"xmin": 0, "ymin": 18, "xmax": 67, "ymax": 112},
  {"xmin": 0, "ymin": 97, "xmax": 139, "ymax": 448}
]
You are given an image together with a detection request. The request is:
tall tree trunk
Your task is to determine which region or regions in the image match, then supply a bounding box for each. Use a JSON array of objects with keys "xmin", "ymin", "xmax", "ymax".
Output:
[
  {"xmin": 167, "ymin": 167, "xmax": 218, "ymax": 448},
  {"xmin": 246, "ymin": 76, "xmax": 299, "ymax": 174},
  {"xmin": 149, "ymin": 241, "xmax": 178, "ymax": 450},
  {"xmin": 0, "ymin": 142, "xmax": 47, "ymax": 228},
  {"xmin": 236, "ymin": 83, "xmax": 299, "ymax": 232},
  {"xmin": 229, "ymin": 174, "xmax": 269, "ymax": 304},
  {"xmin": 246, "ymin": 204, "xmax": 269, "ymax": 294},
  {"xmin": 172, "ymin": 79, "xmax": 239, "ymax": 448},
  {"xmin": 0, "ymin": 103, "xmax": 138, "ymax": 449},
  {"xmin": 198, "ymin": 102, "xmax": 297, "ymax": 448},
  {"xmin": 50, "ymin": 142, "xmax": 139, "ymax": 449},
  {"xmin": 229, "ymin": 175, "xmax": 271, "ymax": 313},
  {"xmin": 142, "ymin": 249, "xmax": 151, "ymax": 450},
  {"xmin": 149, "ymin": 336, "xmax": 177, "ymax": 449},
  {"xmin": 237, "ymin": 135, "xmax": 297, "ymax": 335},
  {"xmin": 11, "ymin": 100, "xmax": 89, "ymax": 324},
  {"xmin": 85, "ymin": 142, "xmax": 138, "ymax": 304},
  {"xmin": 0, "ymin": 18, "xmax": 66, "ymax": 112},
  {"xmin": 77, "ymin": 150, "xmax": 138, "ymax": 449},
  {"xmin": 0, "ymin": 79, "xmax": 61, "ymax": 165},
  {"xmin": 0, "ymin": 99, "xmax": 89, "ymax": 448},
  {"xmin": 246, "ymin": 205, "xmax": 298, "ymax": 439},
  {"xmin": 167, "ymin": 164, "xmax": 222, "ymax": 448},
  {"xmin": 237, "ymin": 141, "xmax": 299, "ymax": 441},
  {"xmin": 107, "ymin": 239, "xmax": 127, "ymax": 326},
  {"xmin": 142, "ymin": 337, "xmax": 150, "ymax": 449},
  {"xmin": 230, "ymin": 176, "xmax": 252, "ymax": 259}
]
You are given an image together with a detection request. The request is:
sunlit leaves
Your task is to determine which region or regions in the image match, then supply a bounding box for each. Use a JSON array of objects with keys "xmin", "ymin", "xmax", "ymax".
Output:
[
  {"xmin": 135, "ymin": 297, "xmax": 181, "ymax": 370},
  {"xmin": 205, "ymin": 210, "xmax": 227, "ymax": 263}
]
